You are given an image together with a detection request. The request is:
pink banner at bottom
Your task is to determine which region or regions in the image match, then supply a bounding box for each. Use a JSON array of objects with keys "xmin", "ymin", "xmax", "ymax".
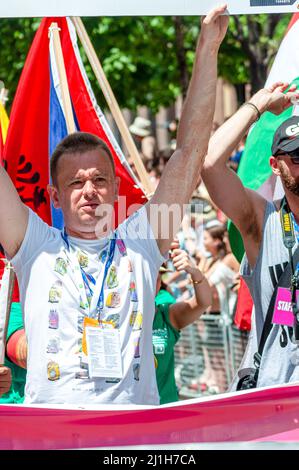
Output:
[{"xmin": 1, "ymin": 384, "xmax": 299, "ymax": 449}]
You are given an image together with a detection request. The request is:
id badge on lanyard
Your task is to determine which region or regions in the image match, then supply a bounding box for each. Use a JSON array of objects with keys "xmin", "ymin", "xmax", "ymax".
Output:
[
  {"xmin": 85, "ymin": 326, "xmax": 122, "ymax": 378},
  {"xmin": 272, "ymin": 287, "xmax": 299, "ymax": 327}
]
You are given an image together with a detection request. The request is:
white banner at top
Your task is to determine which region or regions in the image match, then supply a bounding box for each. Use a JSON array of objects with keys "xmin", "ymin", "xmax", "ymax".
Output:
[{"xmin": 0, "ymin": 0, "xmax": 299, "ymax": 18}]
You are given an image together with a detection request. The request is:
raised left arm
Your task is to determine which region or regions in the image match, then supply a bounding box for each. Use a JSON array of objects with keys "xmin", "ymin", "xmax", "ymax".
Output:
[{"xmin": 147, "ymin": 5, "xmax": 229, "ymax": 253}]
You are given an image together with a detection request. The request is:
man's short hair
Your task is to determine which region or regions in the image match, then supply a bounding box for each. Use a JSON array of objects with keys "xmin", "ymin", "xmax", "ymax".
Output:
[{"xmin": 50, "ymin": 132, "xmax": 115, "ymax": 186}]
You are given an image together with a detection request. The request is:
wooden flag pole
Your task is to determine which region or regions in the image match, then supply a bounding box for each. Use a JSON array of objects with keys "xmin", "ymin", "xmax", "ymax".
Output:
[
  {"xmin": 49, "ymin": 23, "xmax": 76, "ymax": 134},
  {"xmin": 71, "ymin": 16, "xmax": 154, "ymax": 198},
  {"xmin": 0, "ymin": 261, "xmax": 15, "ymax": 365},
  {"xmin": 0, "ymin": 86, "xmax": 14, "ymax": 364},
  {"xmin": 0, "ymin": 88, "xmax": 8, "ymax": 107}
]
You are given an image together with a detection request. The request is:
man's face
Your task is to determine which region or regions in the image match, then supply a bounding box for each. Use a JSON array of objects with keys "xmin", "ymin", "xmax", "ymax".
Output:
[
  {"xmin": 48, "ymin": 148, "xmax": 119, "ymax": 238},
  {"xmin": 272, "ymin": 153, "xmax": 299, "ymax": 197}
]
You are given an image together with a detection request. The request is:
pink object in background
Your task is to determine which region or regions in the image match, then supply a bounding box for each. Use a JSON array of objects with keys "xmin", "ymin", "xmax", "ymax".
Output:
[{"xmin": 1, "ymin": 383, "xmax": 299, "ymax": 449}]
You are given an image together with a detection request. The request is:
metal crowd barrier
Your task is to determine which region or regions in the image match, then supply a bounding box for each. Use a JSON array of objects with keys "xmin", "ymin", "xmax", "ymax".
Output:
[{"xmin": 174, "ymin": 313, "xmax": 249, "ymax": 398}]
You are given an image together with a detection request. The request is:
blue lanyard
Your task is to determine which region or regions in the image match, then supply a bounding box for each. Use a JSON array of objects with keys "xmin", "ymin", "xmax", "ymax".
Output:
[
  {"xmin": 97, "ymin": 236, "xmax": 116, "ymax": 314},
  {"xmin": 80, "ymin": 268, "xmax": 96, "ymax": 300},
  {"xmin": 61, "ymin": 229, "xmax": 116, "ymax": 317}
]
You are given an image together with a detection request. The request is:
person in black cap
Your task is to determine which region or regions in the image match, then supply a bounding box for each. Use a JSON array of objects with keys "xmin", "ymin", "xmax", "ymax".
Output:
[
  {"xmin": 202, "ymin": 82, "xmax": 299, "ymax": 391},
  {"xmin": 271, "ymin": 115, "xmax": 299, "ymax": 197}
]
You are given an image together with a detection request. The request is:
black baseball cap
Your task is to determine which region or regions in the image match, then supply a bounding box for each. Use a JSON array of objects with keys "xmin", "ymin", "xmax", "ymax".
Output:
[{"xmin": 271, "ymin": 116, "xmax": 299, "ymax": 156}]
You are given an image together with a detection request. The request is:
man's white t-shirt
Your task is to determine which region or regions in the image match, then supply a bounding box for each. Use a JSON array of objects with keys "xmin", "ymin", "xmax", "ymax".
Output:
[{"xmin": 12, "ymin": 206, "xmax": 165, "ymax": 405}]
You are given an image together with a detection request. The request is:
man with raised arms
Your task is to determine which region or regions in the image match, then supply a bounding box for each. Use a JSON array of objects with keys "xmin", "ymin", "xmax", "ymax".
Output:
[{"xmin": 0, "ymin": 6, "xmax": 228, "ymax": 404}]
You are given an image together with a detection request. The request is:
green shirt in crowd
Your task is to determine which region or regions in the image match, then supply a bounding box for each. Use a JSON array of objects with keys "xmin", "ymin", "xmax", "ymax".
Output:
[
  {"xmin": 0, "ymin": 302, "xmax": 26, "ymax": 404},
  {"xmin": 153, "ymin": 302, "xmax": 180, "ymax": 405},
  {"xmin": 155, "ymin": 289, "xmax": 176, "ymax": 307}
]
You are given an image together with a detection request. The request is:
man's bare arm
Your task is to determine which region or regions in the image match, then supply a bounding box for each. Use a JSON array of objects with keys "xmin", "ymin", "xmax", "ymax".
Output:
[
  {"xmin": 0, "ymin": 166, "xmax": 28, "ymax": 258},
  {"xmin": 148, "ymin": 5, "xmax": 229, "ymax": 254},
  {"xmin": 202, "ymin": 83, "xmax": 298, "ymax": 266},
  {"xmin": 6, "ymin": 329, "xmax": 27, "ymax": 369}
]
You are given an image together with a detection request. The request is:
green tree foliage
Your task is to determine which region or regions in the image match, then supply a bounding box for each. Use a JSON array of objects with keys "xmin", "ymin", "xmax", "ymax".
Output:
[
  {"xmin": 228, "ymin": 13, "xmax": 291, "ymax": 92},
  {"xmin": 82, "ymin": 16, "xmax": 199, "ymax": 112},
  {"xmin": 0, "ymin": 18, "xmax": 40, "ymax": 110},
  {"xmin": 0, "ymin": 14, "xmax": 292, "ymax": 113}
]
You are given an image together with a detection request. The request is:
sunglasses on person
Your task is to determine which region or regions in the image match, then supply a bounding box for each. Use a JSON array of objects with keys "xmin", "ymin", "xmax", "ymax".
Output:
[{"xmin": 275, "ymin": 149, "xmax": 299, "ymax": 164}]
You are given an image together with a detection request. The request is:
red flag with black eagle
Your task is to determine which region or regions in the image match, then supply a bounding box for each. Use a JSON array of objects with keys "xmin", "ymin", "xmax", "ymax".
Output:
[{"xmin": 2, "ymin": 17, "xmax": 144, "ymax": 228}]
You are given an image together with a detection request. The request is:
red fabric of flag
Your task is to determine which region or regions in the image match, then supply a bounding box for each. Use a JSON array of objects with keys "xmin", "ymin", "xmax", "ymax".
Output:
[
  {"xmin": 3, "ymin": 17, "xmax": 144, "ymax": 227},
  {"xmin": 234, "ymin": 277, "xmax": 253, "ymax": 331}
]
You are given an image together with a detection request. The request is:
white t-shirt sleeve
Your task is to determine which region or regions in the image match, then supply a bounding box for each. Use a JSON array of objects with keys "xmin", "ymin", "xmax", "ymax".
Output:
[
  {"xmin": 11, "ymin": 208, "xmax": 53, "ymax": 272},
  {"xmin": 118, "ymin": 205, "xmax": 166, "ymax": 271}
]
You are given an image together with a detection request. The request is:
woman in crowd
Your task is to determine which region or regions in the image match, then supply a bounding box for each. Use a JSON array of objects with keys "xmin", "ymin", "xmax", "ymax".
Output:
[
  {"xmin": 153, "ymin": 241, "xmax": 212, "ymax": 404},
  {"xmin": 196, "ymin": 223, "xmax": 239, "ymax": 393}
]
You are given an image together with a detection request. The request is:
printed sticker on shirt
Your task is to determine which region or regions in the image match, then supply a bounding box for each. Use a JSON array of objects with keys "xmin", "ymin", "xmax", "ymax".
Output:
[
  {"xmin": 129, "ymin": 281, "xmax": 138, "ymax": 302},
  {"xmin": 47, "ymin": 361, "xmax": 60, "ymax": 381},
  {"xmin": 106, "ymin": 291, "xmax": 121, "ymax": 308},
  {"xmin": 116, "ymin": 239, "xmax": 127, "ymax": 256},
  {"xmin": 46, "ymin": 337, "xmax": 60, "ymax": 354},
  {"xmin": 77, "ymin": 251, "xmax": 89, "ymax": 268},
  {"xmin": 130, "ymin": 311, "xmax": 143, "ymax": 331},
  {"xmin": 79, "ymin": 298, "xmax": 88, "ymax": 311},
  {"xmin": 133, "ymin": 363, "xmax": 140, "ymax": 381},
  {"xmin": 272, "ymin": 287, "xmax": 299, "ymax": 326},
  {"xmin": 134, "ymin": 336, "xmax": 141, "ymax": 358},
  {"xmin": 128, "ymin": 259, "xmax": 133, "ymax": 273},
  {"xmin": 106, "ymin": 265, "xmax": 118, "ymax": 289},
  {"xmin": 48, "ymin": 309, "xmax": 59, "ymax": 329},
  {"xmin": 54, "ymin": 257, "xmax": 68, "ymax": 276},
  {"xmin": 48, "ymin": 281, "xmax": 63, "ymax": 303}
]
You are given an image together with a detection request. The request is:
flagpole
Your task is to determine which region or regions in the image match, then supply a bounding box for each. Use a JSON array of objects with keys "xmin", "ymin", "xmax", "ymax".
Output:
[
  {"xmin": 0, "ymin": 87, "xmax": 14, "ymax": 366},
  {"xmin": 71, "ymin": 16, "xmax": 154, "ymax": 198},
  {"xmin": 49, "ymin": 23, "xmax": 76, "ymax": 134},
  {"xmin": 0, "ymin": 88, "xmax": 8, "ymax": 107},
  {"xmin": 0, "ymin": 261, "xmax": 15, "ymax": 365}
]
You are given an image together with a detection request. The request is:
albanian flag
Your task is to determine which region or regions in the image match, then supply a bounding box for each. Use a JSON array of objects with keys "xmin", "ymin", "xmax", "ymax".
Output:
[{"xmin": 2, "ymin": 17, "xmax": 144, "ymax": 228}]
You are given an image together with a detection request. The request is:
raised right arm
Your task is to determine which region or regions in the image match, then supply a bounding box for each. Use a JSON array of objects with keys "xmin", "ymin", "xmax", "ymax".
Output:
[{"xmin": 0, "ymin": 166, "xmax": 28, "ymax": 258}]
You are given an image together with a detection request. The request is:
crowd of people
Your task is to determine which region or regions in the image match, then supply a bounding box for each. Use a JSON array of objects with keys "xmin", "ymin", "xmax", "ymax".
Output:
[{"xmin": 1, "ymin": 3, "xmax": 299, "ymax": 407}]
